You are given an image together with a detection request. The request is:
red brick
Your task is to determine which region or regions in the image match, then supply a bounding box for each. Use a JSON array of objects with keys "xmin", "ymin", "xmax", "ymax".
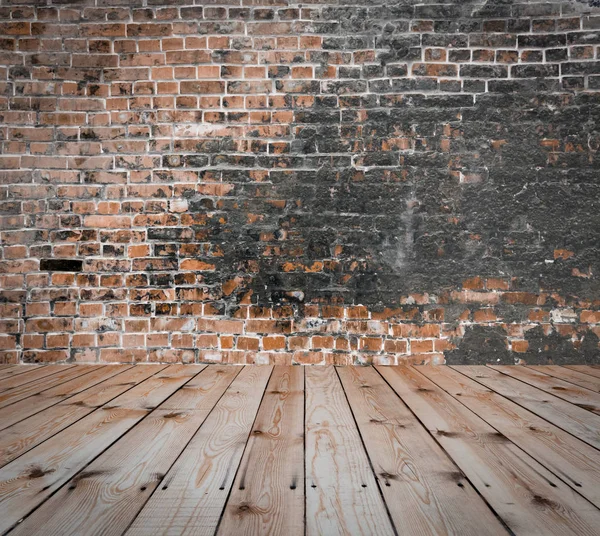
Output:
[
  {"xmin": 293, "ymin": 351, "xmax": 324, "ymax": 365},
  {"xmin": 262, "ymin": 336, "xmax": 285, "ymax": 351},
  {"xmin": 311, "ymin": 335, "xmax": 334, "ymax": 349},
  {"xmin": 101, "ymin": 348, "xmax": 147, "ymax": 362},
  {"xmin": 180, "ymin": 81, "xmax": 225, "ymax": 94},
  {"xmin": 197, "ymin": 334, "xmax": 219, "ymax": 348},
  {"xmin": 360, "ymin": 337, "xmax": 382, "ymax": 352},
  {"xmin": 25, "ymin": 317, "xmax": 72, "ymax": 333},
  {"xmin": 245, "ymin": 320, "xmax": 292, "ymax": 334},
  {"xmin": 347, "ymin": 306, "xmax": 368, "ymax": 319},
  {"xmin": 384, "ymin": 339, "xmax": 408, "ymax": 354},
  {"xmin": 127, "ymin": 24, "xmax": 172, "ymax": 37},
  {"xmin": 502, "ymin": 292, "xmax": 544, "ymax": 306},
  {"xmin": 486, "ymin": 278, "xmax": 510, "ymax": 290},
  {"xmin": 0, "ymin": 336, "xmax": 17, "ymax": 350},
  {"xmin": 237, "ymin": 336, "xmax": 260, "ymax": 351},
  {"xmin": 511, "ymin": 340, "xmax": 529, "ymax": 353},
  {"xmin": 412, "ymin": 63, "xmax": 458, "ymax": 77},
  {"xmin": 197, "ymin": 319, "xmax": 243, "ymax": 334},
  {"xmin": 391, "ymin": 324, "xmax": 441, "ymax": 338},
  {"xmin": 410, "ymin": 340, "xmax": 434, "ymax": 354},
  {"xmin": 581, "ymin": 311, "xmax": 600, "ymax": 324},
  {"xmin": 288, "ymin": 336, "xmax": 310, "ymax": 350},
  {"xmin": 463, "ymin": 277, "xmax": 484, "ymax": 290},
  {"xmin": 473, "ymin": 309, "xmax": 497, "ymax": 322}
]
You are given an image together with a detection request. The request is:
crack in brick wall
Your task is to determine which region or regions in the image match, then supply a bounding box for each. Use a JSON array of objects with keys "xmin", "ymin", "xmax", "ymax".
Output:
[{"xmin": 1, "ymin": 0, "xmax": 600, "ymax": 365}]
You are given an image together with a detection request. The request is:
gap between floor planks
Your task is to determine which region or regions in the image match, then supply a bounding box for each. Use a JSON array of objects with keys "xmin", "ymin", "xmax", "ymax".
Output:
[{"xmin": 0, "ymin": 365, "xmax": 599, "ymax": 536}]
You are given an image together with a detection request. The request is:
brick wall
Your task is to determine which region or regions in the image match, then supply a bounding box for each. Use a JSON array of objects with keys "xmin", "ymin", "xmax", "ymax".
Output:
[{"xmin": 1, "ymin": 0, "xmax": 600, "ymax": 365}]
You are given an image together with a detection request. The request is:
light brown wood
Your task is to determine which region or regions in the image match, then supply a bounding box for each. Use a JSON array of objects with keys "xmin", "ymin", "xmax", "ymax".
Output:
[
  {"xmin": 491, "ymin": 365, "xmax": 600, "ymax": 415},
  {"xmin": 338, "ymin": 365, "xmax": 505, "ymax": 536},
  {"xmin": 564, "ymin": 365, "xmax": 600, "ymax": 380},
  {"xmin": 11, "ymin": 365, "xmax": 241, "ymax": 536},
  {"xmin": 378, "ymin": 365, "xmax": 600, "ymax": 536},
  {"xmin": 305, "ymin": 366, "xmax": 395, "ymax": 536},
  {"xmin": 464, "ymin": 365, "xmax": 600, "ymax": 450},
  {"xmin": 0, "ymin": 365, "xmax": 165, "ymax": 468},
  {"xmin": 0, "ymin": 365, "xmax": 34, "ymax": 382},
  {"xmin": 0, "ymin": 365, "xmax": 204, "ymax": 534},
  {"xmin": 422, "ymin": 365, "xmax": 600, "ymax": 508},
  {"xmin": 526, "ymin": 366, "xmax": 600, "ymax": 393},
  {"xmin": 217, "ymin": 366, "xmax": 305, "ymax": 536},
  {"xmin": 0, "ymin": 365, "xmax": 96, "ymax": 409},
  {"xmin": 126, "ymin": 366, "xmax": 272, "ymax": 536},
  {"xmin": 0, "ymin": 365, "xmax": 132, "ymax": 431},
  {"xmin": 0, "ymin": 364, "xmax": 76, "ymax": 393},
  {"xmin": 0, "ymin": 364, "xmax": 599, "ymax": 536}
]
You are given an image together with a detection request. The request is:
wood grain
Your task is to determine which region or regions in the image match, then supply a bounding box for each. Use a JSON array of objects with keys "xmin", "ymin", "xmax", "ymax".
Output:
[
  {"xmin": 564, "ymin": 366, "xmax": 600, "ymax": 380},
  {"xmin": 0, "ymin": 365, "xmax": 131, "ymax": 431},
  {"xmin": 126, "ymin": 366, "xmax": 272, "ymax": 536},
  {"xmin": 378, "ymin": 365, "xmax": 600, "ymax": 536},
  {"xmin": 423, "ymin": 365, "xmax": 600, "ymax": 508},
  {"xmin": 0, "ymin": 364, "xmax": 598, "ymax": 536},
  {"xmin": 490, "ymin": 365, "xmax": 600, "ymax": 415},
  {"xmin": 217, "ymin": 366, "xmax": 305, "ymax": 536},
  {"xmin": 0, "ymin": 365, "xmax": 204, "ymax": 534},
  {"xmin": 0, "ymin": 365, "xmax": 37, "ymax": 382},
  {"xmin": 10, "ymin": 365, "xmax": 240, "ymax": 536},
  {"xmin": 338, "ymin": 365, "xmax": 505, "ymax": 536},
  {"xmin": 0, "ymin": 365, "xmax": 165, "ymax": 468},
  {"xmin": 0, "ymin": 365, "xmax": 96, "ymax": 409},
  {"xmin": 305, "ymin": 366, "xmax": 395, "ymax": 536},
  {"xmin": 526, "ymin": 366, "xmax": 600, "ymax": 393},
  {"xmin": 0, "ymin": 364, "xmax": 76, "ymax": 393},
  {"xmin": 463, "ymin": 365, "xmax": 600, "ymax": 450}
]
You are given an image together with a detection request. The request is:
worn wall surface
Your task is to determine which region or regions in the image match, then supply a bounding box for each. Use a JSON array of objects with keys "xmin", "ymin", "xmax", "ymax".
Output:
[{"xmin": 1, "ymin": 0, "xmax": 600, "ymax": 365}]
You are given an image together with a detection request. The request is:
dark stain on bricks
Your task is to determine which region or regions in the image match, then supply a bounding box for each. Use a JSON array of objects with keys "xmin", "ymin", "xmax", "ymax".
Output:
[
  {"xmin": 40, "ymin": 259, "xmax": 83, "ymax": 272},
  {"xmin": 446, "ymin": 326, "xmax": 514, "ymax": 366}
]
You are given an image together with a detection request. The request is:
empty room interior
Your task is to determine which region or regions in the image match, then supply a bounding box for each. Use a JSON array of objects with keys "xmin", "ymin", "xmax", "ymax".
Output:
[{"xmin": 1, "ymin": 0, "xmax": 600, "ymax": 534}]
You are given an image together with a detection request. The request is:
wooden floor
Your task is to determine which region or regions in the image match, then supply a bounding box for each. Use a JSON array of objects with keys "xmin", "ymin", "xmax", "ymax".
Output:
[{"xmin": 0, "ymin": 365, "xmax": 599, "ymax": 535}]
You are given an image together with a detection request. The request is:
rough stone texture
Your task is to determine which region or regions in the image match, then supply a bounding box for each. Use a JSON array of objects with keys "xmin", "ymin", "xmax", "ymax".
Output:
[{"xmin": 1, "ymin": 0, "xmax": 600, "ymax": 365}]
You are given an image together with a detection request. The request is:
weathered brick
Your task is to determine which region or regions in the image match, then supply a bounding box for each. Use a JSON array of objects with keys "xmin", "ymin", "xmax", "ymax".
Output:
[{"xmin": 0, "ymin": 0, "xmax": 598, "ymax": 366}]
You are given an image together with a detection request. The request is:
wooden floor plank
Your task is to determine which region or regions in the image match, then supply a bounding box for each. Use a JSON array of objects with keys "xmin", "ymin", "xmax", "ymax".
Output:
[
  {"xmin": 0, "ymin": 364, "xmax": 205, "ymax": 534},
  {"xmin": 526, "ymin": 366, "xmax": 600, "ymax": 393},
  {"xmin": 461, "ymin": 366, "xmax": 600, "ymax": 450},
  {"xmin": 0, "ymin": 364, "xmax": 599, "ymax": 536},
  {"xmin": 10, "ymin": 365, "xmax": 241, "ymax": 536},
  {"xmin": 0, "ymin": 366, "xmax": 28, "ymax": 382},
  {"xmin": 126, "ymin": 366, "xmax": 272, "ymax": 536},
  {"xmin": 0, "ymin": 365, "xmax": 132, "ymax": 431},
  {"xmin": 217, "ymin": 366, "xmax": 305, "ymax": 536},
  {"xmin": 304, "ymin": 366, "xmax": 395, "ymax": 536},
  {"xmin": 421, "ymin": 365, "xmax": 600, "ymax": 509},
  {"xmin": 0, "ymin": 365, "xmax": 40, "ymax": 383},
  {"xmin": 490, "ymin": 365, "xmax": 600, "ymax": 415},
  {"xmin": 0, "ymin": 364, "xmax": 75, "ymax": 393},
  {"xmin": 338, "ymin": 366, "xmax": 506, "ymax": 536},
  {"xmin": 378, "ymin": 365, "xmax": 600, "ymax": 536},
  {"xmin": 564, "ymin": 365, "xmax": 600, "ymax": 380},
  {"xmin": 0, "ymin": 365, "xmax": 166, "ymax": 468},
  {"xmin": 0, "ymin": 365, "xmax": 96, "ymax": 409}
]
